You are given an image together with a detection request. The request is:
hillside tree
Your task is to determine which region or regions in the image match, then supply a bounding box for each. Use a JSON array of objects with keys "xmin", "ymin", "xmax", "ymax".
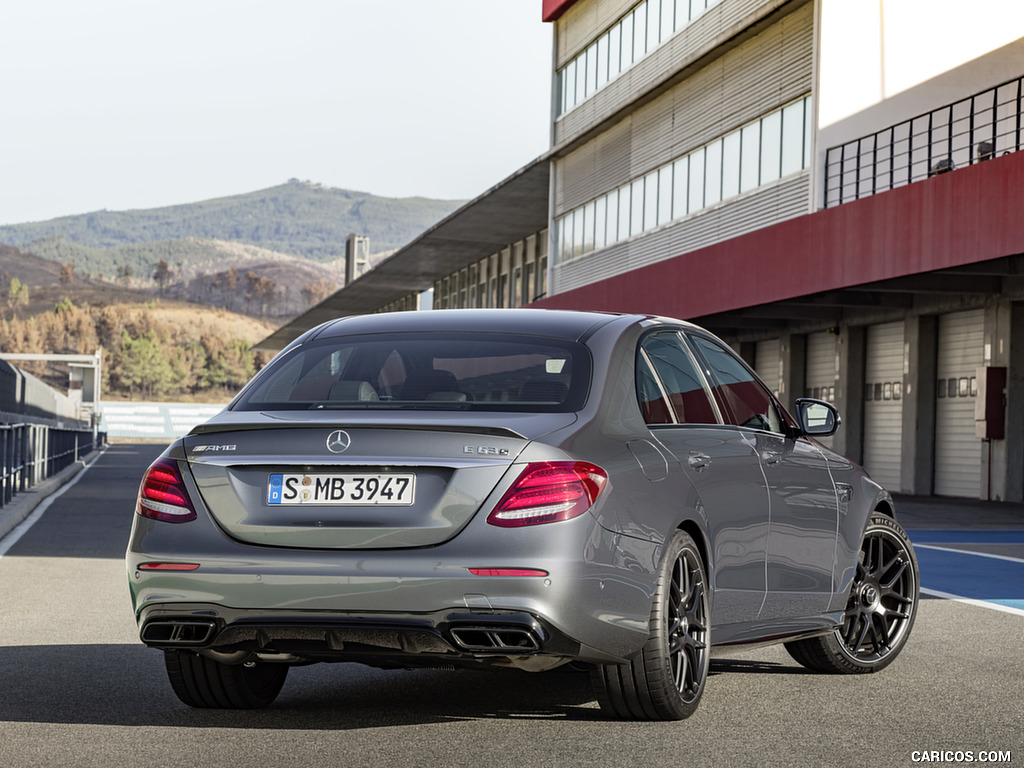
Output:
[
  {"xmin": 302, "ymin": 278, "xmax": 336, "ymax": 307},
  {"xmin": 202, "ymin": 332, "xmax": 255, "ymax": 390},
  {"xmin": 118, "ymin": 329, "xmax": 177, "ymax": 400},
  {"xmin": 7, "ymin": 277, "xmax": 29, "ymax": 311},
  {"xmin": 152, "ymin": 259, "xmax": 173, "ymax": 295},
  {"xmin": 245, "ymin": 271, "xmax": 277, "ymax": 316}
]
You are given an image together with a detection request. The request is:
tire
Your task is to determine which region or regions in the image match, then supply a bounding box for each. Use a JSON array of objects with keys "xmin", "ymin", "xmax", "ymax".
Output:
[
  {"xmin": 164, "ymin": 650, "xmax": 289, "ymax": 709},
  {"xmin": 591, "ymin": 530, "xmax": 710, "ymax": 720},
  {"xmin": 785, "ymin": 512, "xmax": 919, "ymax": 674}
]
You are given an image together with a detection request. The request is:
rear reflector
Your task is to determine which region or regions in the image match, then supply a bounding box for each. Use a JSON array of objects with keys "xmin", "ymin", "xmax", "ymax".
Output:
[
  {"xmin": 468, "ymin": 568, "xmax": 549, "ymax": 577},
  {"xmin": 138, "ymin": 563, "xmax": 200, "ymax": 571},
  {"xmin": 487, "ymin": 461, "xmax": 607, "ymax": 528},
  {"xmin": 137, "ymin": 458, "xmax": 197, "ymax": 523}
]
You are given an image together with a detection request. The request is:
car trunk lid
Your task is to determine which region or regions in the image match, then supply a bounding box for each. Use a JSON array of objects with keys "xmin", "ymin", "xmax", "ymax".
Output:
[{"xmin": 183, "ymin": 411, "xmax": 575, "ymax": 549}]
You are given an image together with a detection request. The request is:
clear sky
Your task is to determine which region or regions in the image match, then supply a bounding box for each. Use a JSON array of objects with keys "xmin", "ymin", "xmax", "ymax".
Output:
[{"xmin": 0, "ymin": 1, "xmax": 554, "ymax": 226}]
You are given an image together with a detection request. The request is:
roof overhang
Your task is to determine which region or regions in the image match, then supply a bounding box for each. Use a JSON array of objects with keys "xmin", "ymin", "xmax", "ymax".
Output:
[
  {"xmin": 542, "ymin": 0, "xmax": 579, "ymax": 22},
  {"xmin": 254, "ymin": 157, "xmax": 550, "ymax": 354}
]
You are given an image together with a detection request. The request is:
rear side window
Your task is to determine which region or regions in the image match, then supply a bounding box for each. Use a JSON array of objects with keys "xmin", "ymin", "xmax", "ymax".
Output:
[
  {"xmin": 234, "ymin": 332, "xmax": 590, "ymax": 412},
  {"xmin": 637, "ymin": 332, "xmax": 718, "ymax": 425},
  {"xmin": 689, "ymin": 334, "xmax": 782, "ymax": 433}
]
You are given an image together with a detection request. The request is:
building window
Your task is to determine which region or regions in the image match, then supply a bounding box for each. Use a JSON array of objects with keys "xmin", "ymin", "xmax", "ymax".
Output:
[
  {"xmin": 552, "ymin": 95, "xmax": 812, "ymax": 265},
  {"xmin": 704, "ymin": 138, "xmax": 722, "ymax": 206},
  {"xmin": 760, "ymin": 110, "xmax": 782, "ymax": 184},
  {"xmin": 594, "ymin": 195, "xmax": 608, "ymax": 250},
  {"xmin": 688, "ymin": 147, "xmax": 705, "ymax": 213},
  {"xmin": 630, "ymin": 179, "xmax": 645, "ymax": 236},
  {"xmin": 722, "ymin": 131, "xmax": 740, "ymax": 199},
  {"xmin": 739, "ymin": 122, "xmax": 761, "ymax": 193},
  {"xmin": 512, "ymin": 267, "xmax": 523, "ymax": 307},
  {"xmin": 657, "ymin": 166, "xmax": 673, "ymax": 225},
  {"xmin": 780, "ymin": 99, "xmax": 805, "ymax": 177},
  {"xmin": 643, "ymin": 171, "xmax": 659, "ymax": 231},
  {"xmin": 556, "ymin": 0, "xmax": 722, "ymax": 117},
  {"xmin": 499, "ymin": 274, "xmax": 509, "ymax": 308},
  {"xmin": 672, "ymin": 156, "xmax": 688, "ymax": 219}
]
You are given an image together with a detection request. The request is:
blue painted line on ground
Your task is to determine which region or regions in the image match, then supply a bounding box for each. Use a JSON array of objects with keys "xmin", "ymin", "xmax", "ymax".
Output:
[
  {"xmin": 914, "ymin": 545, "xmax": 1024, "ymax": 604},
  {"xmin": 989, "ymin": 599, "xmax": 1024, "ymax": 610},
  {"xmin": 909, "ymin": 529, "xmax": 1024, "ymax": 544}
]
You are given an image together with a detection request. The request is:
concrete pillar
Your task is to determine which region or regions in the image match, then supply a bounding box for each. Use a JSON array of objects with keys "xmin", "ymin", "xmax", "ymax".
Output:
[
  {"xmin": 989, "ymin": 301, "xmax": 1024, "ymax": 502},
  {"xmin": 901, "ymin": 315, "xmax": 937, "ymax": 496},
  {"xmin": 778, "ymin": 333, "xmax": 806, "ymax": 414},
  {"xmin": 737, "ymin": 341, "xmax": 757, "ymax": 369},
  {"xmin": 832, "ymin": 325, "xmax": 864, "ymax": 464}
]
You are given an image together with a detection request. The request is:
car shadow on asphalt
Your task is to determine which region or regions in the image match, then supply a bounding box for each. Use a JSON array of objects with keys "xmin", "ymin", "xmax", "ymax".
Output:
[
  {"xmin": 709, "ymin": 658, "xmax": 812, "ymax": 676},
  {"xmin": 0, "ymin": 643, "xmax": 601, "ymax": 727},
  {"xmin": 0, "ymin": 643, "xmax": 811, "ymax": 727}
]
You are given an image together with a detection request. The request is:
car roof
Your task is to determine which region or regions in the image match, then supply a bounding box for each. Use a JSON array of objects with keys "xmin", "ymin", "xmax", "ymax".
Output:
[{"xmin": 306, "ymin": 308, "xmax": 650, "ymax": 343}]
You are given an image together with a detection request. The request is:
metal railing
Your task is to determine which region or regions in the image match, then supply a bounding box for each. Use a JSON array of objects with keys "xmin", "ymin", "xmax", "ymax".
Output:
[
  {"xmin": 824, "ymin": 74, "xmax": 1024, "ymax": 207},
  {"xmin": 0, "ymin": 423, "xmax": 106, "ymax": 509}
]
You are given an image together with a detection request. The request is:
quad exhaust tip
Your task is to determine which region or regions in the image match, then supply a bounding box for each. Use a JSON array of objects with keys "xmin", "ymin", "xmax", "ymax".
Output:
[
  {"xmin": 141, "ymin": 619, "xmax": 217, "ymax": 646},
  {"xmin": 448, "ymin": 626, "xmax": 541, "ymax": 653}
]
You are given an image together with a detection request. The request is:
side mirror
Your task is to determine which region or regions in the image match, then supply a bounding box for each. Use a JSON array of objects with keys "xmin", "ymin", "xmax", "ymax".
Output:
[{"xmin": 794, "ymin": 398, "xmax": 841, "ymax": 437}]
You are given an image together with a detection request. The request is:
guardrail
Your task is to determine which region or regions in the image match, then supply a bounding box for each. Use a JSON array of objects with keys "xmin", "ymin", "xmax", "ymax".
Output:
[
  {"xmin": 824, "ymin": 74, "xmax": 1023, "ymax": 207},
  {"xmin": 0, "ymin": 423, "xmax": 107, "ymax": 509}
]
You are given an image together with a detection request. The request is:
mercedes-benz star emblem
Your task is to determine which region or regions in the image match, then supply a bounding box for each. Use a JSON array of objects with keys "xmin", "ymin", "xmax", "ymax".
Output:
[{"xmin": 326, "ymin": 429, "xmax": 351, "ymax": 454}]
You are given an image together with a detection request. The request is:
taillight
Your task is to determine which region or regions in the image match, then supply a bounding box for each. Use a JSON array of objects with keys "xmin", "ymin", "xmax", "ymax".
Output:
[
  {"xmin": 487, "ymin": 461, "xmax": 607, "ymax": 528},
  {"xmin": 137, "ymin": 458, "xmax": 197, "ymax": 523}
]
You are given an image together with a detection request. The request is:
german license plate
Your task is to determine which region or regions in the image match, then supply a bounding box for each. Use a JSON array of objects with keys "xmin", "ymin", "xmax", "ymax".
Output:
[{"xmin": 267, "ymin": 473, "xmax": 415, "ymax": 505}]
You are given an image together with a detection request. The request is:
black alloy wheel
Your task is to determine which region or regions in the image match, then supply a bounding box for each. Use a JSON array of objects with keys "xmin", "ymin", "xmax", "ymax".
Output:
[
  {"xmin": 786, "ymin": 512, "xmax": 919, "ymax": 673},
  {"xmin": 592, "ymin": 530, "xmax": 710, "ymax": 720}
]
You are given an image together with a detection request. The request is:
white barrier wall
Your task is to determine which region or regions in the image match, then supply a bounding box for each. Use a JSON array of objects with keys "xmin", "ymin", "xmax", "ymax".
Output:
[{"xmin": 99, "ymin": 403, "xmax": 227, "ymax": 440}]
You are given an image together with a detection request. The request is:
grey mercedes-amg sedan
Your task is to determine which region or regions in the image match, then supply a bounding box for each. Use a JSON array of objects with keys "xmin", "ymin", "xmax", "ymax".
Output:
[{"xmin": 126, "ymin": 309, "xmax": 918, "ymax": 720}]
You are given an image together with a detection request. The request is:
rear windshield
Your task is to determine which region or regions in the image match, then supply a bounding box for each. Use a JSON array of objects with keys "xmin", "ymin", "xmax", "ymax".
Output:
[{"xmin": 233, "ymin": 332, "xmax": 591, "ymax": 412}]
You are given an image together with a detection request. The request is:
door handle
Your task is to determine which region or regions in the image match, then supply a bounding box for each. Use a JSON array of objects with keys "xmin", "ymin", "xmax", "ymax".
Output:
[
  {"xmin": 688, "ymin": 451, "xmax": 711, "ymax": 470},
  {"xmin": 762, "ymin": 451, "xmax": 782, "ymax": 465}
]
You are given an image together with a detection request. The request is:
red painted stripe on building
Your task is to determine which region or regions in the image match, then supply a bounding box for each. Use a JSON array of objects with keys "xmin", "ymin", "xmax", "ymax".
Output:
[
  {"xmin": 543, "ymin": 0, "xmax": 579, "ymax": 22},
  {"xmin": 534, "ymin": 151, "xmax": 1024, "ymax": 319}
]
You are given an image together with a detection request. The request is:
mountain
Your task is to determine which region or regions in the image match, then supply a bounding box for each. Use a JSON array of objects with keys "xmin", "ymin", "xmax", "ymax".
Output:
[{"xmin": 0, "ymin": 179, "xmax": 464, "ymax": 274}]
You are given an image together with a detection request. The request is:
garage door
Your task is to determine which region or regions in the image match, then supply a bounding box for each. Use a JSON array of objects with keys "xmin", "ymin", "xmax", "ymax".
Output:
[
  {"xmin": 805, "ymin": 332, "xmax": 837, "ymax": 402},
  {"xmin": 755, "ymin": 339, "xmax": 781, "ymax": 397},
  {"xmin": 805, "ymin": 332, "xmax": 837, "ymax": 448},
  {"xmin": 934, "ymin": 310, "xmax": 984, "ymax": 498},
  {"xmin": 862, "ymin": 322, "xmax": 904, "ymax": 491}
]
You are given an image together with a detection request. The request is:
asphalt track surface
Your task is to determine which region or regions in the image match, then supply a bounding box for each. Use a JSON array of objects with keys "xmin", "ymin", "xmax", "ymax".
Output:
[{"xmin": 0, "ymin": 444, "xmax": 1021, "ymax": 768}]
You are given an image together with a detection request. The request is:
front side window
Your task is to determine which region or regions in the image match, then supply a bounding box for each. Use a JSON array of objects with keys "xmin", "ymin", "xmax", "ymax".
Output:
[
  {"xmin": 689, "ymin": 335, "xmax": 782, "ymax": 433},
  {"xmin": 235, "ymin": 333, "xmax": 590, "ymax": 413}
]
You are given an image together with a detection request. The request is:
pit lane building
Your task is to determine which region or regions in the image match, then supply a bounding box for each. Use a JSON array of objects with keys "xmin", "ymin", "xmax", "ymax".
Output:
[{"xmin": 257, "ymin": 0, "xmax": 1024, "ymax": 503}]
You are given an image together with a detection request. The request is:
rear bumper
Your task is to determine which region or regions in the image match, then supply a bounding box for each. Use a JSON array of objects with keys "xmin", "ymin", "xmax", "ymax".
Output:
[{"xmin": 127, "ymin": 508, "xmax": 661, "ymax": 664}]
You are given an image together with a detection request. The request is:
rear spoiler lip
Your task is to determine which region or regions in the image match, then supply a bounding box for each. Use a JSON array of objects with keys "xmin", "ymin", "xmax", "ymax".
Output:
[{"xmin": 187, "ymin": 421, "xmax": 527, "ymax": 440}]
